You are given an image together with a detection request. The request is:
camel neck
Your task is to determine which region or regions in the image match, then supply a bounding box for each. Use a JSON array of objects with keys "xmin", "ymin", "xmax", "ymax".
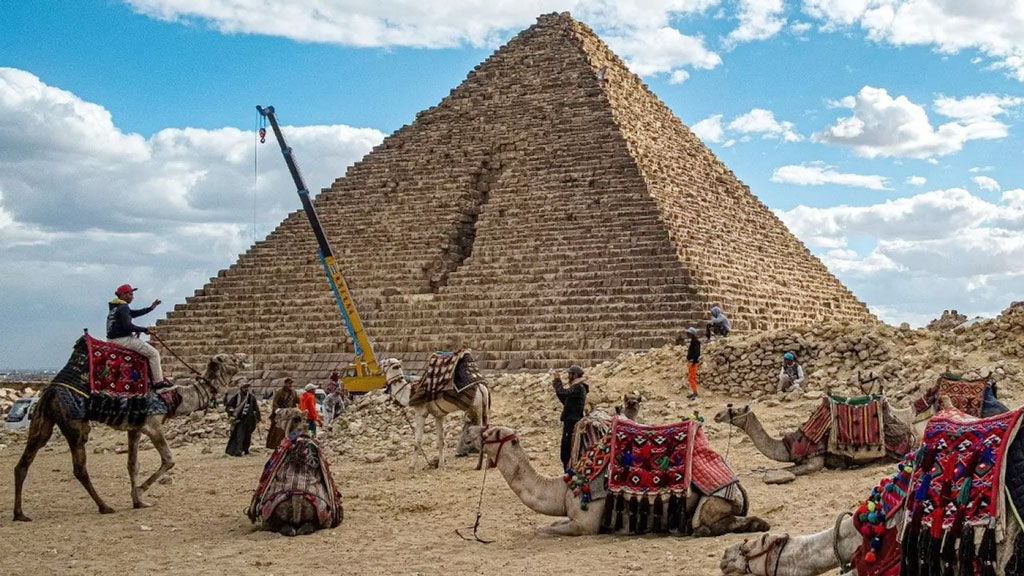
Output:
[
  {"xmin": 734, "ymin": 411, "xmax": 792, "ymax": 462},
  {"xmin": 493, "ymin": 445, "xmax": 568, "ymax": 517},
  {"xmin": 769, "ymin": 515, "xmax": 860, "ymax": 576}
]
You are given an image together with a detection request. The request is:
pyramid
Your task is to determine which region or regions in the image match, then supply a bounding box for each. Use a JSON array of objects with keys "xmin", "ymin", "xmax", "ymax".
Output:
[{"xmin": 154, "ymin": 13, "xmax": 875, "ymax": 385}]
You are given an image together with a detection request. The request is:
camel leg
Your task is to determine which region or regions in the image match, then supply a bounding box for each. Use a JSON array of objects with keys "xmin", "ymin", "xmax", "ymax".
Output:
[
  {"xmin": 784, "ymin": 456, "xmax": 825, "ymax": 476},
  {"xmin": 13, "ymin": 414, "xmax": 55, "ymax": 522},
  {"xmin": 538, "ymin": 519, "xmax": 587, "ymax": 536},
  {"xmin": 435, "ymin": 415, "xmax": 446, "ymax": 470},
  {"xmin": 693, "ymin": 497, "xmax": 770, "ymax": 537},
  {"xmin": 454, "ymin": 415, "xmax": 472, "ymax": 457},
  {"xmin": 61, "ymin": 420, "xmax": 114, "ymax": 515},
  {"xmin": 138, "ymin": 420, "xmax": 174, "ymax": 494},
  {"xmin": 409, "ymin": 414, "xmax": 424, "ymax": 470}
]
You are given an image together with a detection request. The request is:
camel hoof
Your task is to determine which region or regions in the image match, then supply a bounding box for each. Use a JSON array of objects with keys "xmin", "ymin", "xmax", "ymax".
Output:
[
  {"xmin": 750, "ymin": 518, "xmax": 771, "ymax": 532},
  {"xmin": 133, "ymin": 500, "xmax": 154, "ymax": 509},
  {"xmin": 99, "ymin": 506, "xmax": 116, "ymax": 515},
  {"xmin": 279, "ymin": 526, "xmax": 297, "ymax": 537},
  {"xmin": 13, "ymin": 513, "xmax": 32, "ymax": 522},
  {"xmin": 693, "ymin": 526, "xmax": 712, "ymax": 538}
]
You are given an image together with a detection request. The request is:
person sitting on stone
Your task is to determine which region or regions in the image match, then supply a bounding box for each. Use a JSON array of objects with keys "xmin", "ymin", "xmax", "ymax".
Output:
[
  {"xmin": 106, "ymin": 283, "xmax": 170, "ymax": 387},
  {"xmin": 552, "ymin": 365, "xmax": 589, "ymax": 472},
  {"xmin": 706, "ymin": 305, "xmax": 731, "ymax": 342},
  {"xmin": 778, "ymin": 352, "xmax": 805, "ymax": 394}
]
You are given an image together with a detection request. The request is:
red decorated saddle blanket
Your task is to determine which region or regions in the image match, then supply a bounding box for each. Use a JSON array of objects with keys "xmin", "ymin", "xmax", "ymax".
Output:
[
  {"xmin": 248, "ymin": 434, "xmax": 343, "ymax": 529},
  {"xmin": 606, "ymin": 417, "xmax": 737, "ymax": 499},
  {"xmin": 913, "ymin": 375, "xmax": 989, "ymax": 417},
  {"xmin": 799, "ymin": 399, "xmax": 832, "ymax": 444},
  {"xmin": 409, "ymin": 349, "xmax": 484, "ymax": 404},
  {"xmin": 86, "ymin": 334, "xmax": 149, "ymax": 397},
  {"xmin": 906, "ymin": 407, "xmax": 1023, "ymax": 532},
  {"xmin": 828, "ymin": 394, "xmax": 886, "ymax": 461}
]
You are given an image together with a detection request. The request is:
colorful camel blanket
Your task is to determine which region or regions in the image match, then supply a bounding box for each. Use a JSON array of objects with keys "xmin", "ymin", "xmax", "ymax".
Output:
[
  {"xmin": 248, "ymin": 433, "xmax": 343, "ymax": 529},
  {"xmin": 851, "ymin": 459, "xmax": 913, "ymax": 576},
  {"xmin": 912, "ymin": 374, "xmax": 991, "ymax": 418},
  {"xmin": 607, "ymin": 417, "xmax": 736, "ymax": 499},
  {"xmin": 409, "ymin": 349, "xmax": 484, "ymax": 404},
  {"xmin": 828, "ymin": 394, "xmax": 886, "ymax": 462},
  {"xmin": 906, "ymin": 407, "xmax": 1023, "ymax": 532},
  {"xmin": 86, "ymin": 334, "xmax": 150, "ymax": 396}
]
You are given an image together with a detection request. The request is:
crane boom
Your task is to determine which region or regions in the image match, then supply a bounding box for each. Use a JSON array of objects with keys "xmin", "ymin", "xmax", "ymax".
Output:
[{"xmin": 256, "ymin": 105, "xmax": 385, "ymax": 392}]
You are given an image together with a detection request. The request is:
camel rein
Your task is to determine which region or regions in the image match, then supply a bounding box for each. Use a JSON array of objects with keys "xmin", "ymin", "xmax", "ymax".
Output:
[
  {"xmin": 743, "ymin": 533, "xmax": 789, "ymax": 576},
  {"xmin": 833, "ymin": 511, "xmax": 852, "ymax": 573},
  {"xmin": 456, "ymin": 427, "xmax": 515, "ymax": 544},
  {"xmin": 149, "ymin": 332, "xmax": 205, "ymax": 379}
]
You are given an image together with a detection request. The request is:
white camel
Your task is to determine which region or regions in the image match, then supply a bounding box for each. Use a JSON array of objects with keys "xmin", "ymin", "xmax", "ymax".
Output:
[{"xmin": 381, "ymin": 357, "xmax": 490, "ymax": 470}]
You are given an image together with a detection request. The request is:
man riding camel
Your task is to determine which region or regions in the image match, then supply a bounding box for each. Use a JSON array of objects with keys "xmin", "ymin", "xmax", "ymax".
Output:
[{"xmin": 106, "ymin": 283, "xmax": 169, "ymax": 387}]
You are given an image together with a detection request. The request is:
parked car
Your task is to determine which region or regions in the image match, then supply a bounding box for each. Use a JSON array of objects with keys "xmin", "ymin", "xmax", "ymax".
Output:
[{"xmin": 5, "ymin": 396, "xmax": 39, "ymax": 430}]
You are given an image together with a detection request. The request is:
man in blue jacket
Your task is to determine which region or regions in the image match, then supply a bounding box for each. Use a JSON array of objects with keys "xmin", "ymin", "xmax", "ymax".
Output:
[{"xmin": 106, "ymin": 283, "xmax": 168, "ymax": 386}]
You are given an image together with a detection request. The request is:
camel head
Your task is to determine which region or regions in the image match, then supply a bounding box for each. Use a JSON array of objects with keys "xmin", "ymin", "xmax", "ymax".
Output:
[
  {"xmin": 206, "ymin": 352, "xmax": 249, "ymax": 390},
  {"xmin": 720, "ymin": 533, "xmax": 787, "ymax": 576},
  {"xmin": 380, "ymin": 358, "xmax": 410, "ymax": 406},
  {"xmin": 714, "ymin": 404, "xmax": 751, "ymax": 426},
  {"xmin": 462, "ymin": 425, "xmax": 520, "ymax": 468},
  {"xmin": 275, "ymin": 407, "xmax": 307, "ymax": 437},
  {"xmin": 616, "ymin": 390, "xmax": 645, "ymax": 420}
]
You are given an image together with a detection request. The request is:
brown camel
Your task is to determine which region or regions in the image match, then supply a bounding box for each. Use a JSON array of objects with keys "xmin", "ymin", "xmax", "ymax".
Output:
[
  {"xmin": 463, "ymin": 424, "xmax": 770, "ymax": 537},
  {"xmin": 382, "ymin": 356, "xmax": 490, "ymax": 470},
  {"xmin": 247, "ymin": 408, "xmax": 343, "ymax": 536},
  {"xmin": 712, "ymin": 401, "xmax": 918, "ymax": 478},
  {"xmin": 13, "ymin": 341, "xmax": 247, "ymax": 521}
]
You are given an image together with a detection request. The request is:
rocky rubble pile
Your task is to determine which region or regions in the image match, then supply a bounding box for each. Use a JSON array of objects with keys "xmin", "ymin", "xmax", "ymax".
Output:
[
  {"xmin": 927, "ymin": 310, "xmax": 968, "ymax": 331},
  {"xmin": 0, "ymin": 384, "xmax": 39, "ymax": 413}
]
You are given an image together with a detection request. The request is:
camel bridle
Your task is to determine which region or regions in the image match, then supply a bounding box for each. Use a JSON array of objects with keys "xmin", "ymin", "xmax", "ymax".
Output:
[
  {"xmin": 740, "ymin": 533, "xmax": 790, "ymax": 576},
  {"xmin": 481, "ymin": 426, "xmax": 518, "ymax": 470}
]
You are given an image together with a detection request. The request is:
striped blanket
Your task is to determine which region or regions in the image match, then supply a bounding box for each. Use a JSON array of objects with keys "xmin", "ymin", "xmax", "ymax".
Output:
[
  {"xmin": 409, "ymin": 349, "xmax": 485, "ymax": 404},
  {"xmin": 247, "ymin": 433, "xmax": 343, "ymax": 529},
  {"xmin": 828, "ymin": 394, "xmax": 886, "ymax": 462}
]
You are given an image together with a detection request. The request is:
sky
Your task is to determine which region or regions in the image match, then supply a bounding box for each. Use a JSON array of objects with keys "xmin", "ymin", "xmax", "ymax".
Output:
[{"xmin": 2, "ymin": 1, "xmax": 1023, "ymax": 369}]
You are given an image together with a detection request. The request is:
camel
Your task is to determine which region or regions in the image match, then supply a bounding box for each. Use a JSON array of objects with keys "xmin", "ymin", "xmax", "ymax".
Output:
[
  {"xmin": 247, "ymin": 407, "xmax": 343, "ymax": 536},
  {"xmin": 463, "ymin": 424, "xmax": 770, "ymax": 537},
  {"xmin": 720, "ymin": 504, "xmax": 1021, "ymax": 576},
  {"xmin": 615, "ymin": 390, "xmax": 645, "ymax": 421},
  {"xmin": 382, "ymin": 356, "xmax": 490, "ymax": 470},
  {"xmin": 13, "ymin": 340, "xmax": 246, "ymax": 521},
  {"xmin": 713, "ymin": 400, "xmax": 918, "ymax": 478}
]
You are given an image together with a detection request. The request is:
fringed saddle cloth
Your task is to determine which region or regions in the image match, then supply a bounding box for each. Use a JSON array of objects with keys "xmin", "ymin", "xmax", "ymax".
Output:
[
  {"xmin": 783, "ymin": 400, "xmax": 831, "ymax": 463},
  {"xmin": 83, "ymin": 335, "xmax": 151, "ymax": 426},
  {"xmin": 408, "ymin": 349, "xmax": 485, "ymax": 405},
  {"xmin": 569, "ymin": 411, "xmax": 613, "ymax": 468},
  {"xmin": 828, "ymin": 394, "xmax": 886, "ymax": 462},
  {"xmin": 247, "ymin": 433, "xmax": 343, "ymax": 529},
  {"xmin": 913, "ymin": 374, "xmax": 990, "ymax": 418},
  {"xmin": 566, "ymin": 417, "xmax": 738, "ymax": 534},
  {"xmin": 897, "ymin": 408, "xmax": 1024, "ymax": 576}
]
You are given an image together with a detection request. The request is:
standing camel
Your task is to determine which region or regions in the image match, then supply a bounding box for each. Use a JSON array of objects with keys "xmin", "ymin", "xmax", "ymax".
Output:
[
  {"xmin": 13, "ymin": 339, "xmax": 246, "ymax": 521},
  {"xmin": 381, "ymin": 357, "xmax": 489, "ymax": 470},
  {"xmin": 463, "ymin": 424, "xmax": 770, "ymax": 537}
]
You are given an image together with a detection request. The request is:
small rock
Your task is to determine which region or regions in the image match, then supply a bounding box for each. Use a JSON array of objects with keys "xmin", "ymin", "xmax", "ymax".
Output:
[
  {"xmin": 140, "ymin": 525, "xmax": 153, "ymax": 532},
  {"xmin": 201, "ymin": 445, "xmax": 213, "ymax": 454},
  {"xmin": 763, "ymin": 470, "xmax": 797, "ymax": 485},
  {"xmin": 363, "ymin": 453, "xmax": 385, "ymax": 464}
]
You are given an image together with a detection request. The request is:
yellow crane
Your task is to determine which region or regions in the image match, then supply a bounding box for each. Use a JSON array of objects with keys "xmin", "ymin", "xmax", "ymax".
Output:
[{"xmin": 257, "ymin": 105, "xmax": 386, "ymax": 392}]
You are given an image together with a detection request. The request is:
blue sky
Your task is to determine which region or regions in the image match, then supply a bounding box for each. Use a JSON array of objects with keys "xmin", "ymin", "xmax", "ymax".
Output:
[{"xmin": 2, "ymin": 1, "xmax": 1023, "ymax": 369}]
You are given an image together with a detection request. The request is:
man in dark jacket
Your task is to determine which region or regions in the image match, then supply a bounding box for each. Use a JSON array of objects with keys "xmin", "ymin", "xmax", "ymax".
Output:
[
  {"xmin": 106, "ymin": 283, "xmax": 168, "ymax": 386},
  {"xmin": 553, "ymin": 365, "xmax": 589, "ymax": 471},
  {"xmin": 225, "ymin": 380, "xmax": 261, "ymax": 456}
]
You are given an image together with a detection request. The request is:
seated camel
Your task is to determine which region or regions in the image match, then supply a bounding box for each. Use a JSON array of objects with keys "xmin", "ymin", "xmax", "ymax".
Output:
[
  {"xmin": 246, "ymin": 408, "xmax": 343, "ymax": 536},
  {"xmin": 463, "ymin": 424, "xmax": 769, "ymax": 537},
  {"xmin": 713, "ymin": 395, "xmax": 919, "ymax": 478}
]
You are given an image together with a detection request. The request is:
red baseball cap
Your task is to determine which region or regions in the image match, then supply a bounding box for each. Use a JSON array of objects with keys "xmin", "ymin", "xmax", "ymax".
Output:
[{"xmin": 115, "ymin": 284, "xmax": 138, "ymax": 296}]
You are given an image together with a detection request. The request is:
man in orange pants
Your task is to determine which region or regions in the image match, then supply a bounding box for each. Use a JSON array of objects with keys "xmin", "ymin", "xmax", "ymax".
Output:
[{"xmin": 685, "ymin": 327, "xmax": 701, "ymax": 400}]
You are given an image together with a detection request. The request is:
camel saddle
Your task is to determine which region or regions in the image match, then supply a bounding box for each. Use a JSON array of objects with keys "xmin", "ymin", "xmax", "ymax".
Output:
[
  {"xmin": 248, "ymin": 433, "xmax": 343, "ymax": 529},
  {"xmin": 408, "ymin": 349, "xmax": 485, "ymax": 405},
  {"xmin": 787, "ymin": 394, "xmax": 887, "ymax": 463},
  {"xmin": 913, "ymin": 373, "xmax": 1002, "ymax": 418}
]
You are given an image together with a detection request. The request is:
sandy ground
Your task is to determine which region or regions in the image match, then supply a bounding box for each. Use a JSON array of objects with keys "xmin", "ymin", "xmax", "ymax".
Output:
[{"xmin": 0, "ymin": 389, "xmax": 925, "ymax": 576}]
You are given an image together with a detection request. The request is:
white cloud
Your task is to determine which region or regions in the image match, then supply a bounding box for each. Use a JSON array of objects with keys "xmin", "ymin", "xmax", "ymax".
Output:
[
  {"xmin": 907, "ymin": 176, "xmax": 927, "ymax": 186},
  {"xmin": 778, "ymin": 186, "xmax": 1024, "ymax": 325},
  {"xmin": 973, "ymin": 175, "xmax": 1001, "ymax": 191},
  {"xmin": 0, "ymin": 68, "xmax": 385, "ymax": 366},
  {"xmin": 728, "ymin": 108, "xmax": 804, "ymax": 141},
  {"xmin": 770, "ymin": 162, "xmax": 889, "ymax": 190},
  {"xmin": 933, "ymin": 94, "xmax": 1024, "ymax": 123},
  {"xmin": 690, "ymin": 114, "xmax": 725, "ymax": 142},
  {"xmin": 814, "ymin": 86, "xmax": 1014, "ymax": 159},
  {"xmin": 126, "ymin": 1, "xmax": 724, "ymax": 83},
  {"xmin": 669, "ymin": 69, "xmax": 691, "ymax": 84},
  {"xmin": 969, "ymin": 166, "xmax": 994, "ymax": 173},
  {"xmin": 725, "ymin": 0, "xmax": 787, "ymax": 47},
  {"xmin": 803, "ymin": 0, "xmax": 1024, "ymax": 82}
]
